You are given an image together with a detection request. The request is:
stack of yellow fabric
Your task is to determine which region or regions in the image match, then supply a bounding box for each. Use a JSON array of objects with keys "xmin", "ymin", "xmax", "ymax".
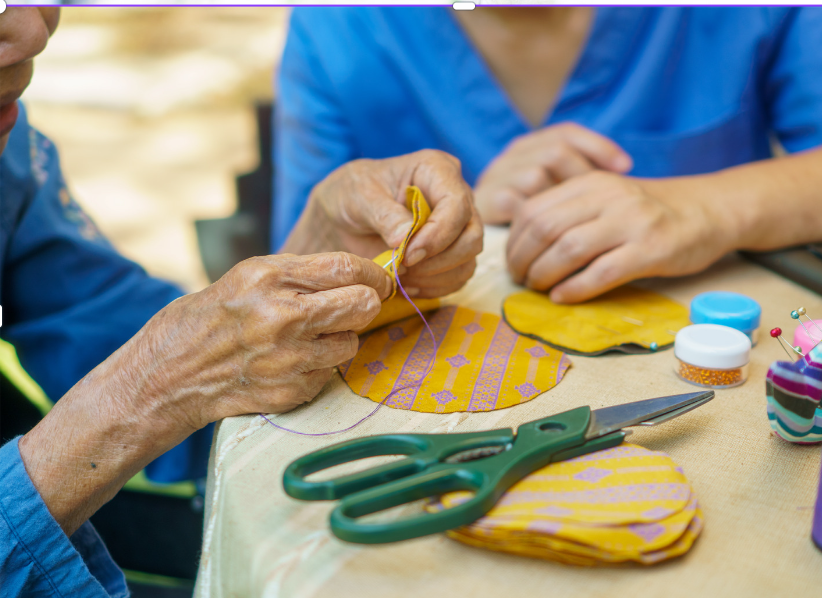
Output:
[{"xmin": 427, "ymin": 444, "xmax": 703, "ymax": 566}]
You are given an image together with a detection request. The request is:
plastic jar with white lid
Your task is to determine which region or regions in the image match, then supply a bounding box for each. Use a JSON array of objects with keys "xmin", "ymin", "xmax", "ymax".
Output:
[{"xmin": 674, "ymin": 324, "xmax": 752, "ymax": 388}]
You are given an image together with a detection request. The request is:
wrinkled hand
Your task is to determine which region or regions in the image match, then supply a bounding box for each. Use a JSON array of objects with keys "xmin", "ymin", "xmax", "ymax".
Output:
[
  {"xmin": 285, "ymin": 150, "xmax": 483, "ymax": 299},
  {"xmin": 19, "ymin": 251, "xmax": 391, "ymax": 535},
  {"xmin": 506, "ymin": 172, "xmax": 731, "ymax": 303},
  {"xmin": 126, "ymin": 252, "xmax": 392, "ymax": 433},
  {"xmin": 474, "ymin": 123, "xmax": 633, "ymax": 224}
]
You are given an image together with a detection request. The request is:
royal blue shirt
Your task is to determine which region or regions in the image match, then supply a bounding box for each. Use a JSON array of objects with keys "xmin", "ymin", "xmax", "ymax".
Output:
[{"xmin": 273, "ymin": 6, "xmax": 822, "ymax": 250}]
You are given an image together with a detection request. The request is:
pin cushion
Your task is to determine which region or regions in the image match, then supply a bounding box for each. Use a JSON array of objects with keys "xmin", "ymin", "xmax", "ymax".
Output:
[
  {"xmin": 689, "ymin": 292, "xmax": 761, "ymax": 345},
  {"xmin": 794, "ymin": 319, "xmax": 822, "ymax": 354},
  {"xmin": 674, "ymin": 324, "xmax": 751, "ymax": 388}
]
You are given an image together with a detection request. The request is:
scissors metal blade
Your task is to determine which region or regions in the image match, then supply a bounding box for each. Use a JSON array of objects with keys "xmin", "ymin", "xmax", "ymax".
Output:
[{"xmin": 586, "ymin": 390, "xmax": 714, "ymax": 440}]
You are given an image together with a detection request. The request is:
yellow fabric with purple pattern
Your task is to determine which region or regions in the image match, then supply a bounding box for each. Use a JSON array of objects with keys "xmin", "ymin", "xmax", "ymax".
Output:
[
  {"xmin": 341, "ymin": 305, "xmax": 570, "ymax": 413},
  {"xmin": 427, "ymin": 444, "xmax": 703, "ymax": 566}
]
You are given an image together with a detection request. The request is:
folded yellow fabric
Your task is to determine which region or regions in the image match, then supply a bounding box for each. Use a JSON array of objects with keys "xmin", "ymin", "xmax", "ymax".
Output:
[
  {"xmin": 502, "ymin": 286, "xmax": 690, "ymax": 355},
  {"xmin": 427, "ymin": 444, "xmax": 702, "ymax": 566},
  {"xmin": 340, "ymin": 305, "xmax": 570, "ymax": 413},
  {"xmin": 361, "ymin": 185, "xmax": 439, "ymax": 334}
]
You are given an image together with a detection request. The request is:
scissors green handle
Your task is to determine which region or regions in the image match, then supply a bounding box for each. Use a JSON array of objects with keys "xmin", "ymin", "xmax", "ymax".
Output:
[{"xmin": 283, "ymin": 406, "xmax": 625, "ymax": 544}]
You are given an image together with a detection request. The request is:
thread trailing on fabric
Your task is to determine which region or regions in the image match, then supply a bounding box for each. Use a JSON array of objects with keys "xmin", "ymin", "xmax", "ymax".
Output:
[{"xmin": 260, "ymin": 251, "xmax": 438, "ymax": 436}]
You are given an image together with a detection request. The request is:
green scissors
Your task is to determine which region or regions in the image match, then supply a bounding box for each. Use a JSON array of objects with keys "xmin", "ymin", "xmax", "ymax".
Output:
[{"xmin": 283, "ymin": 390, "xmax": 713, "ymax": 544}]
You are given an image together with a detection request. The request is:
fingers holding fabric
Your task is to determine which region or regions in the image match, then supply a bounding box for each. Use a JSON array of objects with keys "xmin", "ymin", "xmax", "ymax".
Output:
[
  {"xmin": 506, "ymin": 187, "xmax": 603, "ymax": 284},
  {"xmin": 401, "ymin": 259, "xmax": 477, "ymax": 298},
  {"xmin": 301, "ymin": 283, "xmax": 384, "ymax": 334},
  {"xmin": 504, "ymin": 171, "xmax": 734, "ymax": 303},
  {"xmin": 275, "ymin": 252, "xmax": 393, "ymax": 301},
  {"xmin": 402, "ymin": 151, "xmax": 478, "ymax": 268},
  {"xmin": 548, "ymin": 244, "xmax": 649, "ymax": 304}
]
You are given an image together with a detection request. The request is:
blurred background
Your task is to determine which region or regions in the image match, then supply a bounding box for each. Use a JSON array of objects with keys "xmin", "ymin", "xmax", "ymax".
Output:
[{"xmin": 21, "ymin": 7, "xmax": 289, "ymax": 291}]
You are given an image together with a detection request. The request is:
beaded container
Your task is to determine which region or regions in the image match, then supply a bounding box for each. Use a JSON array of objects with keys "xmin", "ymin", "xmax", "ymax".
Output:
[{"xmin": 674, "ymin": 324, "xmax": 751, "ymax": 389}]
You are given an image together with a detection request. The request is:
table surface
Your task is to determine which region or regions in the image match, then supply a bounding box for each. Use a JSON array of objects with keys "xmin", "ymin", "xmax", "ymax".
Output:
[{"xmin": 194, "ymin": 226, "xmax": 822, "ymax": 598}]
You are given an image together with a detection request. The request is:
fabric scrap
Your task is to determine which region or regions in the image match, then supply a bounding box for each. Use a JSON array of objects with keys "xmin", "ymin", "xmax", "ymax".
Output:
[
  {"xmin": 361, "ymin": 185, "xmax": 438, "ymax": 333},
  {"xmin": 341, "ymin": 305, "xmax": 570, "ymax": 413},
  {"xmin": 427, "ymin": 444, "xmax": 702, "ymax": 566},
  {"xmin": 502, "ymin": 286, "xmax": 690, "ymax": 355}
]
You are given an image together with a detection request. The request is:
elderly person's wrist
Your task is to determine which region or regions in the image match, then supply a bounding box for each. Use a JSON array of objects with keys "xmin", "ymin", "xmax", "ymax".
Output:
[{"xmin": 18, "ymin": 353, "xmax": 169, "ymax": 536}]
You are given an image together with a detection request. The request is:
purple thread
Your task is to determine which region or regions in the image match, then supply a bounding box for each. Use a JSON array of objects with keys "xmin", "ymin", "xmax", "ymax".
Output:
[{"xmin": 259, "ymin": 250, "xmax": 439, "ymax": 436}]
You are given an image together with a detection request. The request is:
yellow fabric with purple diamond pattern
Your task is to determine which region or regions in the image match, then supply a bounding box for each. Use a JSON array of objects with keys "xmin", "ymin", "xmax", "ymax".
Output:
[{"xmin": 340, "ymin": 306, "xmax": 571, "ymax": 413}]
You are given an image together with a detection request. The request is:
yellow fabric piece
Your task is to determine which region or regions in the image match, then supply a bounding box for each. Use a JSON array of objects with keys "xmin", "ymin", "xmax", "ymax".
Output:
[
  {"xmin": 359, "ymin": 296, "xmax": 441, "ymax": 335},
  {"xmin": 341, "ymin": 305, "xmax": 570, "ymax": 413},
  {"xmin": 502, "ymin": 286, "xmax": 690, "ymax": 355},
  {"xmin": 427, "ymin": 444, "xmax": 702, "ymax": 566},
  {"xmin": 362, "ymin": 185, "xmax": 438, "ymax": 333}
]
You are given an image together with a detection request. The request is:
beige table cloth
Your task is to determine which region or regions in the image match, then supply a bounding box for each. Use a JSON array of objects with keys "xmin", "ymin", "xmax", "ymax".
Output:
[{"xmin": 195, "ymin": 226, "xmax": 822, "ymax": 598}]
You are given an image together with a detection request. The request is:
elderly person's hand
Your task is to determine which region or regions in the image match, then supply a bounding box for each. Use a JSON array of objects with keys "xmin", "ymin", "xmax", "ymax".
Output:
[
  {"xmin": 19, "ymin": 252, "xmax": 391, "ymax": 535},
  {"xmin": 473, "ymin": 123, "xmax": 633, "ymax": 224},
  {"xmin": 283, "ymin": 149, "xmax": 483, "ymax": 299}
]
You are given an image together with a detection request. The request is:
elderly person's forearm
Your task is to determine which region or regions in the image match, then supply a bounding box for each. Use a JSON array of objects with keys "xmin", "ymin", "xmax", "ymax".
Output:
[
  {"xmin": 19, "ymin": 252, "xmax": 392, "ymax": 535},
  {"xmin": 18, "ymin": 338, "xmax": 177, "ymax": 535}
]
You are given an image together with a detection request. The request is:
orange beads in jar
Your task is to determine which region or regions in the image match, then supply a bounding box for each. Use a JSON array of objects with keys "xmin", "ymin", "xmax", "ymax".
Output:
[{"xmin": 674, "ymin": 324, "xmax": 752, "ymax": 389}]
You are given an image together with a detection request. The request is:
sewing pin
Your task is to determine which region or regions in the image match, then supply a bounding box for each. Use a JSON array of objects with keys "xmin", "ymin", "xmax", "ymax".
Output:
[
  {"xmin": 770, "ymin": 327, "xmax": 803, "ymax": 360},
  {"xmin": 791, "ymin": 308, "xmax": 818, "ymax": 343},
  {"xmin": 796, "ymin": 306, "xmax": 822, "ymax": 340}
]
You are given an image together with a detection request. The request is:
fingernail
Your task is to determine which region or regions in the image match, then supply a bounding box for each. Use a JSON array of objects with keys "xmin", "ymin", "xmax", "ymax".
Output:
[
  {"xmin": 396, "ymin": 264, "xmax": 408, "ymax": 275},
  {"xmin": 613, "ymin": 154, "xmax": 633, "ymax": 172},
  {"xmin": 390, "ymin": 221, "xmax": 413, "ymax": 246},
  {"xmin": 405, "ymin": 249, "xmax": 427, "ymax": 267},
  {"xmin": 404, "ymin": 287, "xmax": 420, "ymax": 297}
]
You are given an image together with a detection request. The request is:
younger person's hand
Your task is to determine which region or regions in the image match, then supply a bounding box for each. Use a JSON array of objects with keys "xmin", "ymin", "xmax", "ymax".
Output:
[
  {"xmin": 474, "ymin": 123, "xmax": 632, "ymax": 224},
  {"xmin": 506, "ymin": 171, "xmax": 732, "ymax": 303}
]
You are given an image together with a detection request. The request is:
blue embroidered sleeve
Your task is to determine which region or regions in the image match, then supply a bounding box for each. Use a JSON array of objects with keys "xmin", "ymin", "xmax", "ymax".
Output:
[
  {"xmin": 0, "ymin": 104, "xmax": 211, "ymax": 483},
  {"xmin": 0, "ymin": 438, "xmax": 129, "ymax": 598}
]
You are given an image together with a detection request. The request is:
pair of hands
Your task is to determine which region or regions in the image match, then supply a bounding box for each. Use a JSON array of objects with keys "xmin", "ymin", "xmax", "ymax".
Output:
[
  {"xmin": 20, "ymin": 150, "xmax": 482, "ymax": 534},
  {"xmin": 475, "ymin": 123, "xmax": 731, "ymax": 303},
  {"xmin": 141, "ymin": 151, "xmax": 483, "ymax": 430}
]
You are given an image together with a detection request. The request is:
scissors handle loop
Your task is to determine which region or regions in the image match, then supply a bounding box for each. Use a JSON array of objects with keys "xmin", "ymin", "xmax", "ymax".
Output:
[
  {"xmin": 330, "ymin": 466, "xmax": 493, "ymax": 544},
  {"xmin": 283, "ymin": 435, "xmax": 433, "ymax": 500}
]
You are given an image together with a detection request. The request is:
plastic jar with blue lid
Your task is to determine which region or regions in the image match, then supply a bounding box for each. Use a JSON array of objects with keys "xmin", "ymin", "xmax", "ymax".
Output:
[{"xmin": 689, "ymin": 291, "xmax": 761, "ymax": 345}]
